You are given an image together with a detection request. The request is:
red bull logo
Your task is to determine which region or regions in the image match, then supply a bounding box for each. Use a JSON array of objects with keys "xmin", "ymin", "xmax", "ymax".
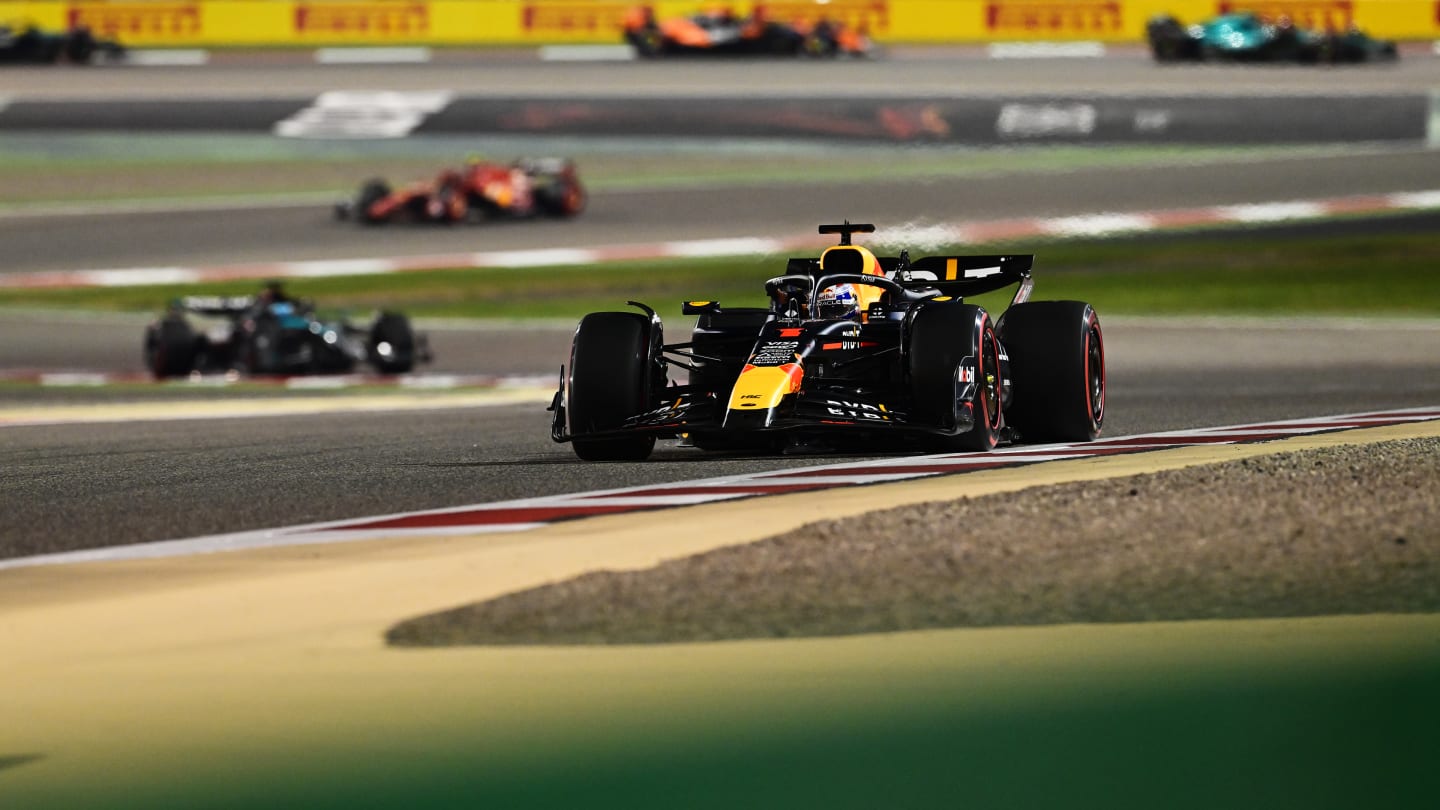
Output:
[
  {"xmin": 755, "ymin": 1, "xmax": 890, "ymax": 33},
  {"xmin": 66, "ymin": 3, "xmax": 202, "ymax": 39},
  {"xmin": 1217, "ymin": 1, "xmax": 1354, "ymax": 31},
  {"xmin": 522, "ymin": 2, "xmax": 642, "ymax": 34},
  {"xmin": 294, "ymin": 2, "xmax": 429, "ymax": 37},
  {"xmin": 985, "ymin": 1, "xmax": 1122, "ymax": 33}
]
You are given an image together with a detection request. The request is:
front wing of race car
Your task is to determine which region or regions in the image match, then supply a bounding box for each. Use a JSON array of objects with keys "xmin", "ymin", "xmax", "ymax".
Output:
[{"xmin": 550, "ymin": 377, "xmax": 974, "ymax": 448}]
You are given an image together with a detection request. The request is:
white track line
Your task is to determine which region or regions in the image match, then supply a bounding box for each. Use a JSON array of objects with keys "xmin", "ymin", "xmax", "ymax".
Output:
[
  {"xmin": 9, "ymin": 188, "xmax": 1433, "ymax": 291},
  {"xmin": 123, "ymin": 49, "xmax": 210, "ymax": 66},
  {"xmin": 315, "ymin": 47, "xmax": 432, "ymax": 64},
  {"xmin": 3, "ymin": 407, "xmax": 1437, "ymax": 571},
  {"xmin": 988, "ymin": 42, "xmax": 1106, "ymax": 59}
]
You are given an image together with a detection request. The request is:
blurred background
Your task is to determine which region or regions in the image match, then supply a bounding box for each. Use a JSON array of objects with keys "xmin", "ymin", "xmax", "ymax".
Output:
[{"xmin": 2, "ymin": 0, "xmax": 1438, "ymax": 376}]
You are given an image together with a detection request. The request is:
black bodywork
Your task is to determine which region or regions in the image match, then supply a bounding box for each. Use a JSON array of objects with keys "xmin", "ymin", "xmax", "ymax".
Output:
[
  {"xmin": 0, "ymin": 22, "xmax": 124, "ymax": 64},
  {"xmin": 143, "ymin": 295, "xmax": 430, "ymax": 378},
  {"xmin": 551, "ymin": 223, "xmax": 1106, "ymax": 461}
]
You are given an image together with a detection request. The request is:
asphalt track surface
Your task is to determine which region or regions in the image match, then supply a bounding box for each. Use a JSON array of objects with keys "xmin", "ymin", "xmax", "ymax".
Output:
[
  {"xmin": 4, "ymin": 317, "xmax": 1440, "ymax": 558},
  {"xmin": 3, "ymin": 53, "xmax": 1440, "ymax": 558},
  {"xmin": 3, "ymin": 52, "xmax": 1439, "ymax": 275},
  {"xmin": 4, "ymin": 148, "xmax": 1440, "ymax": 275},
  {"xmin": 4, "ymin": 49, "xmax": 1437, "ymax": 99}
]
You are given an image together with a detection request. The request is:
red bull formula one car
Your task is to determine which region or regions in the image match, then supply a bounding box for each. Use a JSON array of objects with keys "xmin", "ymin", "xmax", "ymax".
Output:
[
  {"xmin": 622, "ymin": 5, "xmax": 872, "ymax": 57},
  {"xmin": 550, "ymin": 223, "xmax": 1105, "ymax": 461},
  {"xmin": 335, "ymin": 157, "xmax": 586, "ymax": 225}
]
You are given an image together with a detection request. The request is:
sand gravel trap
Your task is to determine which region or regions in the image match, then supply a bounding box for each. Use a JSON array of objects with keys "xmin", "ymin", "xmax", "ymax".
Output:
[{"xmin": 390, "ymin": 437, "xmax": 1440, "ymax": 645}]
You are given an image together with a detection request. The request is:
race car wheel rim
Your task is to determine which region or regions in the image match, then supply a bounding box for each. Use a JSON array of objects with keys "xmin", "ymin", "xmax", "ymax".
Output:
[
  {"xmin": 1084, "ymin": 314, "xmax": 1105, "ymax": 427},
  {"xmin": 980, "ymin": 323, "xmax": 1002, "ymax": 433}
]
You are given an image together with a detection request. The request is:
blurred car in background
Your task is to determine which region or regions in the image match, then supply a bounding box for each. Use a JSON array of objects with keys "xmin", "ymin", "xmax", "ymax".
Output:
[
  {"xmin": 0, "ymin": 20, "xmax": 123, "ymax": 64},
  {"xmin": 336, "ymin": 157, "xmax": 586, "ymax": 225},
  {"xmin": 622, "ymin": 5, "xmax": 872, "ymax": 58},
  {"xmin": 144, "ymin": 283, "xmax": 430, "ymax": 377},
  {"xmin": 1146, "ymin": 11, "xmax": 1397, "ymax": 63}
]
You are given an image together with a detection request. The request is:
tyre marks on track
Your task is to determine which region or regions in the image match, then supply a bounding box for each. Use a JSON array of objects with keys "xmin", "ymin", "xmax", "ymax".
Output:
[{"xmin": 3, "ymin": 407, "xmax": 1438, "ymax": 571}]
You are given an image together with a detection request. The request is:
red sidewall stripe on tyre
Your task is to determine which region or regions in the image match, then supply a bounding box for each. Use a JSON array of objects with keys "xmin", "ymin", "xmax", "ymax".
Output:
[
  {"xmin": 3, "ymin": 406, "xmax": 1439, "ymax": 571},
  {"xmin": 1086, "ymin": 310, "xmax": 1105, "ymax": 429}
]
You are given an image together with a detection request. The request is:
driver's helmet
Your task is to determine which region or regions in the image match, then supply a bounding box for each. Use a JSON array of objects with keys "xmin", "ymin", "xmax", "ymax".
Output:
[{"xmin": 817, "ymin": 283, "xmax": 861, "ymax": 320}]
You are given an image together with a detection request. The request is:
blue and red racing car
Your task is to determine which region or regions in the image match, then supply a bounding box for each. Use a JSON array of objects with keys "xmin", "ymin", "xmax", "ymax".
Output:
[{"xmin": 551, "ymin": 223, "xmax": 1105, "ymax": 460}]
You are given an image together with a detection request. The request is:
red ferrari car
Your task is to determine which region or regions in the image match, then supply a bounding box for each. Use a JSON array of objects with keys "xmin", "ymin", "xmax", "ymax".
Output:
[
  {"xmin": 336, "ymin": 157, "xmax": 586, "ymax": 225},
  {"xmin": 622, "ymin": 5, "xmax": 872, "ymax": 57}
]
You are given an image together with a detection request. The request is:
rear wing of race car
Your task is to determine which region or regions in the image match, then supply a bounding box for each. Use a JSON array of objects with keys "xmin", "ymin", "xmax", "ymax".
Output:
[
  {"xmin": 899, "ymin": 254, "xmax": 1034, "ymax": 299},
  {"xmin": 175, "ymin": 295, "xmax": 256, "ymax": 316},
  {"xmin": 784, "ymin": 254, "xmax": 1034, "ymax": 303}
]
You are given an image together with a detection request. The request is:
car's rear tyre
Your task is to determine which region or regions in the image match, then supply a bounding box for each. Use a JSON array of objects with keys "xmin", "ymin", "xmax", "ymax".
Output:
[
  {"xmin": 908, "ymin": 303, "xmax": 1002, "ymax": 452},
  {"xmin": 568, "ymin": 312, "xmax": 657, "ymax": 461},
  {"xmin": 355, "ymin": 179, "xmax": 391, "ymax": 225},
  {"xmin": 1145, "ymin": 15, "xmax": 1186, "ymax": 61},
  {"xmin": 369, "ymin": 312, "xmax": 416, "ymax": 374},
  {"xmin": 999, "ymin": 301, "xmax": 1105, "ymax": 443},
  {"xmin": 536, "ymin": 179, "xmax": 586, "ymax": 218},
  {"xmin": 65, "ymin": 29, "xmax": 97, "ymax": 63},
  {"xmin": 144, "ymin": 317, "xmax": 196, "ymax": 378}
]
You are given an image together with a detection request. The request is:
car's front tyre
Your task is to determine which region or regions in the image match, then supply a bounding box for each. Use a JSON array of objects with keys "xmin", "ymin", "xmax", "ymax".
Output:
[
  {"xmin": 568, "ymin": 312, "xmax": 657, "ymax": 461},
  {"xmin": 144, "ymin": 317, "xmax": 197, "ymax": 378}
]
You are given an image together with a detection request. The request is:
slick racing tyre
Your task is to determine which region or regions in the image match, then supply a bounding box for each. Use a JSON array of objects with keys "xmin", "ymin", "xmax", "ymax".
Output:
[
  {"xmin": 354, "ymin": 179, "xmax": 391, "ymax": 225},
  {"xmin": 144, "ymin": 317, "xmax": 197, "ymax": 378},
  {"xmin": 1145, "ymin": 15, "xmax": 1188, "ymax": 61},
  {"xmin": 65, "ymin": 29, "xmax": 98, "ymax": 63},
  {"xmin": 536, "ymin": 180, "xmax": 586, "ymax": 218},
  {"xmin": 368, "ymin": 312, "xmax": 416, "ymax": 374},
  {"xmin": 568, "ymin": 312, "xmax": 657, "ymax": 461},
  {"xmin": 998, "ymin": 301, "xmax": 1105, "ymax": 443},
  {"xmin": 907, "ymin": 303, "xmax": 1003, "ymax": 452}
]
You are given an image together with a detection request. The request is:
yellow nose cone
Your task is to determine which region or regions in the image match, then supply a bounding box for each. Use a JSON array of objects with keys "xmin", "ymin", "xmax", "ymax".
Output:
[{"xmin": 727, "ymin": 364, "xmax": 803, "ymax": 411}]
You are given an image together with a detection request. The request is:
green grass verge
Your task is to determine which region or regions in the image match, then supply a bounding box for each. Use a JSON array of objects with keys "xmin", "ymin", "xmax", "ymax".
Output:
[{"xmin": 4, "ymin": 226, "xmax": 1438, "ymax": 320}]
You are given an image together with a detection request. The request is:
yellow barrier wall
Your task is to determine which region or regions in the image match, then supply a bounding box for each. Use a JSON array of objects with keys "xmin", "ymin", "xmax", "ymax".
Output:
[{"xmin": 2, "ymin": 0, "xmax": 1436, "ymax": 47}]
